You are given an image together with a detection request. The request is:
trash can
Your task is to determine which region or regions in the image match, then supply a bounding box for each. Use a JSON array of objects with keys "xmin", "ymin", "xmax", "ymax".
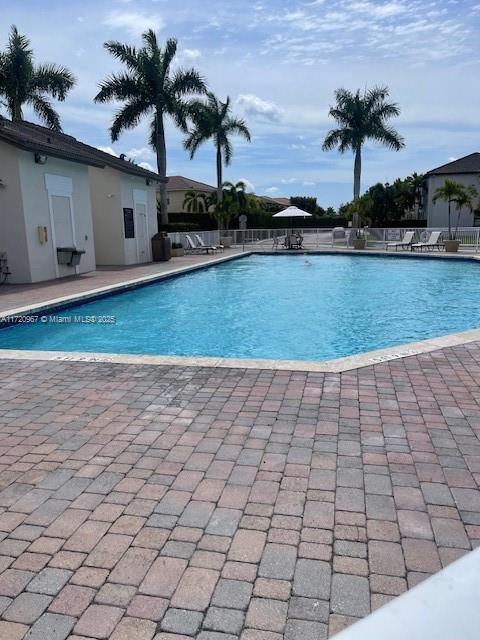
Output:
[{"xmin": 152, "ymin": 232, "xmax": 171, "ymax": 262}]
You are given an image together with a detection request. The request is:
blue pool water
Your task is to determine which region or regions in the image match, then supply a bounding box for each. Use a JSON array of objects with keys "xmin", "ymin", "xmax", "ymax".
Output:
[{"xmin": 1, "ymin": 254, "xmax": 479, "ymax": 362}]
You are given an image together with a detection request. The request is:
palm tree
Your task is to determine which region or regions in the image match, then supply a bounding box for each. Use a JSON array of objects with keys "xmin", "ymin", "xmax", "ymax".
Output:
[
  {"xmin": 184, "ymin": 93, "xmax": 251, "ymax": 208},
  {"xmin": 453, "ymin": 184, "xmax": 478, "ymax": 239},
  {"xmin": 183, "ymin": 190, "xmax": 208, "ymax": 213},
  {"xmin": 405, "ymin": 172, "xmax": 425, "ymax": 219},
  {"xmin": 322, "ymin": 86, "xmax": 404, "ymax": 226},
  {"xmin": 0, "ymin": 25, "xmax": 75, "ymax": 130},
  {"xmin": 94, "ymin": 31, "xmax": 206, "ymax": 226},
  {"xmin": 432, "ymin": 179, "xmax": 466, "ymax": 240}
]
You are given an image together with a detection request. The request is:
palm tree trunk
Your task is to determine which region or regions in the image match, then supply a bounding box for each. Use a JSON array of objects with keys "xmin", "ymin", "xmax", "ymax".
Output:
[
  {"xmin": 352, "ymin": 146, "xmax": 362, "ymax": 230},
  {"xmin": 447, "ymin": 199, "xmax": 452, "ymax": 240},
  {"xmin": 216, "ymin": 143, "xmax": 223, "ymax": 231},
  {"xmin": 155, "ymin": 112, "xmax": 169, "ymax": 227}
]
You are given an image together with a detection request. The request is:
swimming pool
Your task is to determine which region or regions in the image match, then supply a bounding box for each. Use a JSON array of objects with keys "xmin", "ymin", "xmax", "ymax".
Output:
[{"xmin": 1, "ymin": 254, "xmax": 480, "ymax": 362}]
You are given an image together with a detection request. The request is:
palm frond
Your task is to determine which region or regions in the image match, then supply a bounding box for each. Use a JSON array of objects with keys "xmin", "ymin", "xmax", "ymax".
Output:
[
  {"xmin": 171, "ymin": 68, "xmax": 206, "ymax": 97},
  {"xmin": 29, "ymin": 94, "xmax": 61, "ymax": 130},
  {"xmin": 224, "ymin": 116, "xmax": 251, "ymax": 141},
  {"xmin": 110, "ymin": 98, "xmax": 151, "ymax": 141},
  {"xmin": 103, "ymin": 41, "xmax": 139, "ymax": 70},
  {"xmin": 31, "ymin": 63, "xmax": 76, "ymax": 99},
  {"xmin": 94, "ymin": 73, "xmax": 141, "ymax": 103}
]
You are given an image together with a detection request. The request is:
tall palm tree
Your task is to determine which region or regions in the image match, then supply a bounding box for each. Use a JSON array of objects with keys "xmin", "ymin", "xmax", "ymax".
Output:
[
  {"xmin": 405, "ymin": 172, "xmax": 425, "ymax": 219},
  {"xmin": 183, "ymin": 190, "xmax": 208, "ymax": 213},
  {"xmin": 322, "ymin": 86, "xmax": 404, "ymax": 226},
  {"xmin": 0, "ymin": 25, "xmax": 75, "ymax": 131},
  {"xmin": 184, "ymin": 93, "xmax": 251, "ymax": 207},
  {"xmin": 95, "ymin": 31, "xmax": 206, "ymax": 225},
  {"xmin": 432, "ymin": 178, "xmax": 466, "ymax": 240}
]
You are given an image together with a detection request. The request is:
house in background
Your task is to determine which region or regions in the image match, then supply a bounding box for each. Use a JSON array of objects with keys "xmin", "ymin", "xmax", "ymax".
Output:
[
  {"xmin": 0, "ymin": 118, "xmax": 163, "ymax": 283},
  {"xmin": 425, "ymin": 153, "xmax": 480, "ymax": 228},
  {"xmin": 166, "ymin": 175, "xmax": 215, "ymax": 214}
]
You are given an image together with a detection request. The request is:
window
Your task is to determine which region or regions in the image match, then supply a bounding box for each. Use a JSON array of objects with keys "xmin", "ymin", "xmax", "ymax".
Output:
[{"xmin": 123, "ymin": 208, "xmax": 135, "ymax": 238}]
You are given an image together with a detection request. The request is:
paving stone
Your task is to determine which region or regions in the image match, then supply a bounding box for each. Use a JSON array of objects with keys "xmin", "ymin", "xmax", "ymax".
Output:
[
  {"xmin": 171, "ymin": 567, "xmax": 219, "ymax": 611},
  {"xmin": 110, "ymin": 547, "xmax": 158, "ymax": 586},
  {"xmin": 259, "ymin": 543, "xmax": 297, "ymax": 580},
  {"xmin": 288, "ymin": 596, "xmax": 329, "ymax": 622},
  {"xmin": 402, "ymin": 539, "xmax": 442, "ymax": 573},
  {"xmin": 24, "ymin": 613, "xmax": 76, "ymax": 640},
  {"xmin": 284, "ymin": 619, "xmax": 327, "ymax": 640},
  {"xmin": 246, "ymin": 598, "xmax": 288, "ymax": 632},
  {"xmin": 331, "ymin": 573, "xmax": 370, "ymax": 617},
  {"xmin": 0, "ymin": 621, "xmax": 29, "ymax": 640},
  {"xmin": 96, "ymin": 583, "xmax": 137, "ymax": 607},
  {"xmin": 74, "ymin": 604, "xmax": 124, "ymax": 638},
  {"xmin": 212, "ymin": 578, "xmax": 253, "ymax": 609},
  {"xmin": 127, "ymin": 595, "xmax": 169, "ymax": 621},
  {"xmin": 27, "ymin": 568, "xmax": 72, "ymax": 596},
  {"xmin": 140, "ymin": 557, "xmax": 188, "ymax": 597},
  {"xmin": 293, "ymin": 559, "xmax": 331, "ymax": 599},
  {"xmin": 3, "ymin": 592, "xmax": 52, "ymax": 624},
  {"xmin": 49, "ymin": 585, "xmax": 95, "ymax": 616},
  {"xmin": 160, "ymin": 608, "xmax": 204, "ymax": 635},
  {"xmin": 368, "ymin": 541, "xmax": 405, "ymax": 577},
  {"xmin": 228, "ymin": 530, "xmax": 267, "ymax": 563},
  {"xmin": 110, "ymin": 616, "xmax": 156, "ymax": 640},
  {"xmin": 206, "ymin": 508, "xmax": 242, "ymax": 536},
  {"xmin": 0, "ymin": 569, "xmax": 34, "ymax": 597},
  {"xmin": 203, "ymin": 606, "xmax": 245, "ymax": 634}
]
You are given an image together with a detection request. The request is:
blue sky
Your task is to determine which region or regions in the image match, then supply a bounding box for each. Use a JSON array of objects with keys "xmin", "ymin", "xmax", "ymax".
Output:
[{"xmin": 2, "ymin": 0, "xmax": 480, "ymax": 207}]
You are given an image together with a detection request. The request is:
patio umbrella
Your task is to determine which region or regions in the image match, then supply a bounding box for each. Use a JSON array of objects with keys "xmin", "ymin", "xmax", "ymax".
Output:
[{"xmin": 273, "ymin": 206, "xmax": 312, "ymax": 234}]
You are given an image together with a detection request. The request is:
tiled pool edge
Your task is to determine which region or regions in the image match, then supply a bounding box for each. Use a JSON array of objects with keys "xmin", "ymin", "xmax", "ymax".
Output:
[{"xmin": 1, "ymin": 327, "xmax": 480, "ymax": 373}]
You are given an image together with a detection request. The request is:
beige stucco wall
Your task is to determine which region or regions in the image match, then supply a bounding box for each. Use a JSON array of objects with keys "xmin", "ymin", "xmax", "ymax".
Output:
[
  {"xmin": 0, "ymin": 140, "xmax": 31, "ymax": 283},
  {"xmin": 18, "ymin": 151, "xmax": 96, "ymax": 283},
  {"xmin": 89, "ymin": 166, "xmax": 125, "ymax": 265},
  {"xmin": 426, "ymin": 173, "xmax": 480, "ymax": 228},
  {"xmin": 90, "ymin": 166, "xmax": 158, "ymax": 265}
]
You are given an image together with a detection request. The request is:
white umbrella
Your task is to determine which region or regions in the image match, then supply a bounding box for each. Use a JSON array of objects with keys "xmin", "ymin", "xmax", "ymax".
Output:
[{"xmin": 273, "ymin": 206, "xmax": 312, "ymax": 234}]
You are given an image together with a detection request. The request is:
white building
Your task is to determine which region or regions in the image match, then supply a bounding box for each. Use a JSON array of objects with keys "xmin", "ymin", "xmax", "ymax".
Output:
[
  {"xmin": 0, "ymin": 118, "xmax": 164, "ymax": 283},
  {"xmin": 425, "ymin": 153, "xmax": 480, "ymax": 228}
]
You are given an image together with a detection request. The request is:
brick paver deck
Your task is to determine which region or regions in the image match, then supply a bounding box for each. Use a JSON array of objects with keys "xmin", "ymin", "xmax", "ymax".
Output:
[{"xmin": 0, "ymin": 342, "xmax": 479, "ymax": 638}]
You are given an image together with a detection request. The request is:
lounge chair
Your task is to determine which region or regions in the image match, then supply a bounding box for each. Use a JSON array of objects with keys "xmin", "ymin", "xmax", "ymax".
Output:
[
  {"xmin": 411, "ymin": 231, "xmax": 444, "ymax": 252},
  {"xmin": 284, "ymin": 234, "xmax": 303, "ymax": 249},
  {"xmin": 332, "ymin": 227, "xmax": 347, "ymax": 247},
  {"xmin": 386, "ymin": 230, "xmax": 415, "ymax": 251},
  {"xmin": 194, "ymin": 233, "xmax": 223, "ymax": 253},
  {"xmin": 184, "ymin": 234, "xmax": 216, "ymax": 254}
]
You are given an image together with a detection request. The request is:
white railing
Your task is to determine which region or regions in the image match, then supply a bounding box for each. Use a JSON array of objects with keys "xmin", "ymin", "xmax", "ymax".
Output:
[{"xmin": 167, "ymin": 227, "xmax": 480, "ymax": 252}]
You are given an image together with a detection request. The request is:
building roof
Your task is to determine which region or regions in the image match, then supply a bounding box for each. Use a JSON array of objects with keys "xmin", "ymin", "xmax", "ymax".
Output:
[
  {"xmin": 0, "ymin": 117, "xmax": 165, "ymax": 182},
  {"xmin": 260, "ymin": 195, "xmax": 290, "ymax": 207},
  {"xmin": 166, "ymin": 175, "xmax": 216, "ymax": 192},
  {"xmin": 426, "ymin": 153, "xmax": 480, "ymax": 176}
]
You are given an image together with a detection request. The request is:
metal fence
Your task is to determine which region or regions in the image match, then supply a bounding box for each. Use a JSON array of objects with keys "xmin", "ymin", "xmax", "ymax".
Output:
[{"xmin": 167, "ymin": 227, "xmax": 480, "ymax": 252}]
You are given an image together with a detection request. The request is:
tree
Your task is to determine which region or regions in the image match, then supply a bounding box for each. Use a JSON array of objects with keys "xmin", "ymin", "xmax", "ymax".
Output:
[
  {"xmin": 405, "ymin": 172, "xmax": 425, "ymax": 219},
  {"xmin": 184, "ymin": 92, "xmax": 251, "ymax": 211},
  {"xmin": 206, "ymin": 181, "xmax": 247, "ymax": 230},
  {"xmin": 183, "ymin": 190, "xmax": 209, "ymax": 213},
  {"xmin": 453, "ymin": 184, "xmax": 478, "ymax": 239},
  {"xmin": 432, "ymin": 179, "xmax": 467, "ymax": 240},
  {"xmin": 322, "ymin": 86, "xmax": 404, "ymax": 226},
  {"xmin": 290, "ymin": 196, "xmax": 318, "ymax": 214},
  {"xmin": 0, "ymin": 25, "xmax": 75, "ymax": 130},
  {"xmin": 95, "ymin": 31, "xmax": 206, "ymax": 226}
]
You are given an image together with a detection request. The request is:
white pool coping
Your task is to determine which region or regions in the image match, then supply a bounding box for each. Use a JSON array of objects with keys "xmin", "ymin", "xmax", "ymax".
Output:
[
  {"xmin": 1, "ymin": 250, "xmax": 480, "ymax": 372},
  {"xmin": 331, "ymin": 547, "xmax": 480, "ymax": 639}
]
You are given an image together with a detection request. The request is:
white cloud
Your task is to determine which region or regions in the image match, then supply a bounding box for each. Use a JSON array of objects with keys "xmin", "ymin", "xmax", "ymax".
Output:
[
  {"xmin": 97, "ymin": 146, "xmax": 119, "ymax": 156},
  {"xmin": 303, "ymin": 180, "xmax": 316, "ymax": 186},
  {"xmin": 281, "ymin": 177, "xmax": 299, "ymax": 184},
  {"xmin": 126, "ymin": 147, "xmax": 155, "ymax": 160},
  {"xmin": 448, "ymin": 156, "xmax": 457, "ymax": 161},
  {"xmin": 236, "ymin": 94, "xmax": 283, "ymax": 122},
  {"xmin": 183, "ymin": 48, "xmax": 202, "ymax": 59},
  {"xmin": 265, "ymin": 186, "xmax": 279, "ymax": 193},
  {"xmin": 104, "ymin": 11, "xmax": 164, "ymax": 37}
]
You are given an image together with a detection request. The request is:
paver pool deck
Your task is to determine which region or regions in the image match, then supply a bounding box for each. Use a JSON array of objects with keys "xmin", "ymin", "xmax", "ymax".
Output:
[
  {"xmin": 0, "ymin": 254, "xmax": 479, "ymax": 639},
  {"xmin": 0, "ymin": 343, "xmax": 479, "ymax": 639}
]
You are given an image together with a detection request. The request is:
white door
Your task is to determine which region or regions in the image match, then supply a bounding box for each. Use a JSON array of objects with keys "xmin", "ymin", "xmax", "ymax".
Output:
[
  {"xmin": 135, "ymin": 203, "xmax": 149, "ymax": 263},
  {"xmin": 51, "ymin": 195, "xmax": 75, "ymax": 276}
]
